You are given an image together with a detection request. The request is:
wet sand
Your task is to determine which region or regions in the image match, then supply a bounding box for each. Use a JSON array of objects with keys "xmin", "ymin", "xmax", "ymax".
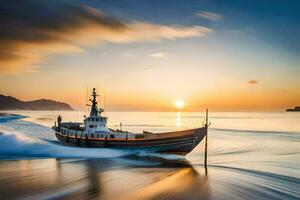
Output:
[{"xmin": 0, "ymin": 158, "xmax": 209, "ymax": 200}]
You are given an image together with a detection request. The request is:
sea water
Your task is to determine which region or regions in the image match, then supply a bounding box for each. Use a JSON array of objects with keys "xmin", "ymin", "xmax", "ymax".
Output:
[{"xmin": 0, "ymin": 111, "xmax": 299, "ymax": 200}]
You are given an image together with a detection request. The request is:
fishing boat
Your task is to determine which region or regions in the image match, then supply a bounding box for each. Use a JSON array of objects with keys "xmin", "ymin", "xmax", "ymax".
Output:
[{"xmin": 52, "ymin": 88, "xmax": 208, "ymax": 155}]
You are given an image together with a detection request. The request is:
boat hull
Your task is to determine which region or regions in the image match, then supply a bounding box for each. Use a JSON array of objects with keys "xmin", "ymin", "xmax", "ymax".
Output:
[{"xmin": 54, "ymin": 127, "xmax": 207, "ymax": 155}]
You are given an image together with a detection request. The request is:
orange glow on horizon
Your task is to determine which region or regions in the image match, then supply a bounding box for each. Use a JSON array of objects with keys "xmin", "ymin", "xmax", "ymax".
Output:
[{"xmin": 2, "ymin": 83, "xmax": 300, "ymax": 112}]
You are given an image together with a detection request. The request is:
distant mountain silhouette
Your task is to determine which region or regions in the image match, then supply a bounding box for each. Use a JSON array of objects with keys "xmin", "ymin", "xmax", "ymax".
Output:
[{"xmin": 0, "ymin": 94, "xmax": 73, "ymax": 110}]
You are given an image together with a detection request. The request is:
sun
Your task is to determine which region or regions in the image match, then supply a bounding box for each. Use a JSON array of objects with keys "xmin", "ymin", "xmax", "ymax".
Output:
[{"xmin": 174, "ymin": 100, "xmax": 185, "ymax": 109}]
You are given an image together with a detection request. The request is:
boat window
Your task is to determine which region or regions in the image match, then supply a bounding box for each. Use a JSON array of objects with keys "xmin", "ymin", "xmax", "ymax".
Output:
[
  {"xmin": 101, "ymin": 134, "xmax": 103, "ymax": 138},
  {"xmin": 96, "ymin": 118, "xmax": 99, "ymax": 121},
  {"xmin": 97, "ymin": 134, "xmax": 99, "ymax": 138},
  {"xmin": 110, "ymin": 135, "xmax": 115, "ymax": 138},
  {"xmin": 89, "ymin": 125, "xmax": 94, "ymax": 128},
  {"xmin": 91, "ymin": 134, "xmax": 94, "ymax": 138},
  {"xmin": 91, "ymin": 118, "xmax": 94, "ymax": 122}
]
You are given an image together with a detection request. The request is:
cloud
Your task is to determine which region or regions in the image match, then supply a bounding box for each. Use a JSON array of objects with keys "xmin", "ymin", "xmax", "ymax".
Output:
[
  {"xmin": 195, "ymin": 11, "xmax": 222, "ymax": 21},
  {"xmin": 248, "ymin": 80, "xmax": 259, "ymax": 84},
  {"xmin": 0, "ymin": 1, "xmax": 212, "ymax": 74},
  {"xmin": 149, "ymin": 52, "xmax": 168, "ymax": 58},
  {"xmin": 122, "ymin": 53, "xmax": 135, "ymax": 57}
]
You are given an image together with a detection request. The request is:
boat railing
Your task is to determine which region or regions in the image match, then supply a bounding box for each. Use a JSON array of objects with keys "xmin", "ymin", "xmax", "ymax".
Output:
[{"xmin": 59, "ymin": 122, "xmax": 85, "ymax": 131}]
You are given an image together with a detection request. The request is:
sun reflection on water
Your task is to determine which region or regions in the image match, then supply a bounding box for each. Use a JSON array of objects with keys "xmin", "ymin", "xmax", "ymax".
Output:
[{"xmin": 176, "ymin": 112, "xmax": 181, "ymax": 127}]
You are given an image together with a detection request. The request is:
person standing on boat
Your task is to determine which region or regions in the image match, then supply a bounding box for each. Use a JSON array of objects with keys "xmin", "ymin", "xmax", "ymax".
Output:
[{"xmin": 57, "ymin": 115, "xmax": 62, "ymax": 131}]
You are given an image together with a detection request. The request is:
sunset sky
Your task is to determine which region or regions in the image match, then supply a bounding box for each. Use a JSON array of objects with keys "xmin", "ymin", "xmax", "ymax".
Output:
[{"xmin": 0, "ymin": 0, "xmax": 299, "ymax": 111}]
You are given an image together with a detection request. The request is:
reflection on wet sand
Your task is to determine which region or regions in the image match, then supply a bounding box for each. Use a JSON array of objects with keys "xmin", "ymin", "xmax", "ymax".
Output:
[
  {"xmin": 0, "ymin": 158, "xmax": 209, "ymax": 200},
  {"xmin": 121, "ymin": 167, "xmax": 209, "ymax": 200}
]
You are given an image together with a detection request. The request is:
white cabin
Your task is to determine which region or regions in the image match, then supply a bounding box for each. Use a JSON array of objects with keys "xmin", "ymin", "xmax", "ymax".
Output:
[{"xmin": 84, "ymin": 116, "xmax": 108, "ymax": 134}]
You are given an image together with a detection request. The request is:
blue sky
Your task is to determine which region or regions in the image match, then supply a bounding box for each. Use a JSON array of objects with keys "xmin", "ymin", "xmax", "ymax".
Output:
[{"xmin": 82, "ymin": 0, "xmax": 300, "ymax": 53}]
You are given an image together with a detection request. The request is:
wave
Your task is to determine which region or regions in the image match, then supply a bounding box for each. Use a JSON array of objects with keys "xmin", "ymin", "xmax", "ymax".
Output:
[
  {"xmin": 211, "ymin": 128, "xmax": 300, "ymax": 136},
  {"xmin": 0, "ymin": 113, "xmax": 26, "ymax": 123},
  {"xmin": 208, "ymin": 164, "xmax": 300, "ymax": 184},
  {"xmin": 0, "ymin": 131, "xmax": 137, "ymax": 159},
  {"xmin": 136, "ymin": 151, "xmax": 184, "ymax": 160}
]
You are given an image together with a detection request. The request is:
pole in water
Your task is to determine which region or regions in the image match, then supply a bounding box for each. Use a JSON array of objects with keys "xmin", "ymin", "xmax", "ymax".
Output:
[{"xmin": 204, "ymin": 109, "xmax": 208, "ymax": 174}]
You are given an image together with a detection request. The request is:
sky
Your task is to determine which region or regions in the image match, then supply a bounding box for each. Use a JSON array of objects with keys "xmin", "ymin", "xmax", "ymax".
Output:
[{"xmin": 0, "ymin": 0, "xmax": 299, "ymax": 111}]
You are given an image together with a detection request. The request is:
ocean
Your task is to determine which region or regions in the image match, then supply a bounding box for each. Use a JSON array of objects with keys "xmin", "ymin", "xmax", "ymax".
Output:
[{"xmin": 0, "ymin": 111, "xmax": 299, "ymax": 200}]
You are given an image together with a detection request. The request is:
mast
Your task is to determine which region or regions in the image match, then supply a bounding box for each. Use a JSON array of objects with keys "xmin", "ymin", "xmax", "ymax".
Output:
[
  {"xmin": 204, "ymin": 109, "xmax": 208, "ymax": 174},
  {"xmin": 89, "ymin": 88, "xmax": 104, "ymax": 117}
]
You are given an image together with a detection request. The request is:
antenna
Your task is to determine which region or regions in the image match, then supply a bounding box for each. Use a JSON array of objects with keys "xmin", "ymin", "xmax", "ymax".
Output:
[
  {"xmin": 97, "ymin": 86, "xmax": 100, "ymax": 109},
  {"xmin": 103, "ymin": 91, "xmax": 106, "ymax": 114},
  {"xmin": 85, "ymin": 85, "xmax": 89, "ymax": 116}
]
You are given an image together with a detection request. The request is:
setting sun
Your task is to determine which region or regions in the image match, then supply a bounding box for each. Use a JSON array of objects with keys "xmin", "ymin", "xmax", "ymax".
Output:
[{"xmin": 174, "ymin": 100, "xmax": 185, "ymax": 109}]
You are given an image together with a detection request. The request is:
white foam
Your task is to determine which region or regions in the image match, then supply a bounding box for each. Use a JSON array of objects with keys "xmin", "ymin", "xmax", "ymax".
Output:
[{"xmin": 0, "ymin": 130, "xmax": 135, "ymax": 159}]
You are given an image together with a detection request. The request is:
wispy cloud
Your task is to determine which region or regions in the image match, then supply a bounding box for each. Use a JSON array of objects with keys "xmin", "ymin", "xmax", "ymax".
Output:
[
  {"xmin": 0, "ymin": 1, "xmax": 212, "ymax": 74},
  {"xmin": 195, "ymin": 11, "xmax": 222, "ymax": 21},
  {"xmin": 248, "ymin": 80, "xmax": 259, "ymax": 84},
  {"xmin": 122, "ymin": 53, "xmax": 135, "ymax": 57},
  {"xmin": 149, "ymin": 52, "xmax": 168, "ymax": 58}
]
